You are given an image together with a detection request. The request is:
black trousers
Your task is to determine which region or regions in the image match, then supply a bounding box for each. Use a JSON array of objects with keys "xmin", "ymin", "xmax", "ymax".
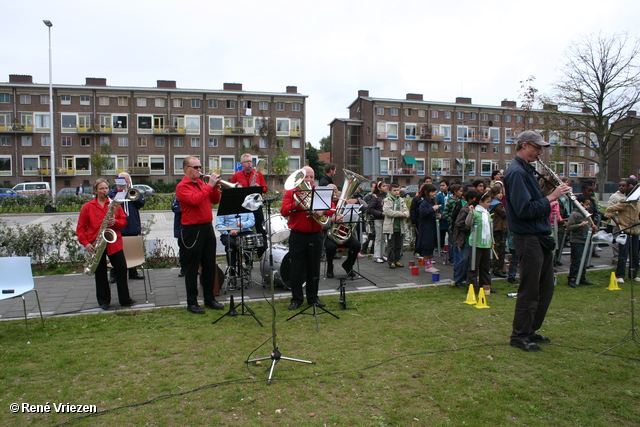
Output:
[
  {"xmin": 325, "ymin": 234, "xmax": 361, "ymax": 274},
  {"xmin": 94, "ymin": 249, "xmax": 131, "ymax": 306},
  {"xmin": 288, "ymin": 230, "xmax": 323, "ymax": 304},
  {"xmin": 510, "ymin": 233, "xmax": 555, "ymax": 343},
  {"xmin": 253, "ymin": 208, "xmax": 267, "ymax": 258},
  {"xmin": 181, "ymin": 223, "xmax": 217, "ymax": 306}
]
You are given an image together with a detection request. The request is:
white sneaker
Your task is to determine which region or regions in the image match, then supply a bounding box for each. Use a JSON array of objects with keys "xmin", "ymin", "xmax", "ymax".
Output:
[
  {"xmin": 634, "ymin": 277, "xmax": 640, "ymax": 282},
  {"xmin": 374, "ymin": 257, "xmax": 384, "ymax": 263},
  {"xmin": 617, "ymin": 278, "xmax": 625, "ymax": 284},
  {"xmin": 382, "ymin": 256, "xmax": 388, "ymax": 262}
]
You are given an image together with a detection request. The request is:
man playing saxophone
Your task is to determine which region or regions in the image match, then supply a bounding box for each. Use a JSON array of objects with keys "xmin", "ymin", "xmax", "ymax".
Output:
[{"xmin": 76, "ymin": 178, "xmax": 136, "ymax": 310}]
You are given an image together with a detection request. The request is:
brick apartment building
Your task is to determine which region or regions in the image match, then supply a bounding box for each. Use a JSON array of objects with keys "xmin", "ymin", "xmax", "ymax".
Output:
[
  {"xmin": 0, "ymin": 74, "xmax": 307, "ymax": 192},
  {"xmin": 329, "ymin": 90, "xmax": 639, "ymax": 187}
]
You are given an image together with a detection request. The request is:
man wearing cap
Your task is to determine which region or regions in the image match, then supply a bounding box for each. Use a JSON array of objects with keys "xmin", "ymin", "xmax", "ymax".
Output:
[{"xmin": 504, "ymin": 131, "xmax": 571, "ymax": 352}]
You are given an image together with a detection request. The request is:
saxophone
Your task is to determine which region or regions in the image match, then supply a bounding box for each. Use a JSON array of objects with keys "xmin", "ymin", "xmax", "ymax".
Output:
[
  {"xmin": 328, "ymin": 169, "xmax": 368, "ymax": 244},
  {"xmin": 83, "ymin": 199, "xmax": 122, "ymax": 276}
]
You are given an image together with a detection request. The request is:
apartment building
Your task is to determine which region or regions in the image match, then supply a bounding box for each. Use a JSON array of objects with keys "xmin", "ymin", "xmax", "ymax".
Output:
[
  {"xmin": 329, "ymin": 90, "xmax": 633, "ymax": 186},
  {"xmin": 0, "ymin": 74, "xmax": 307, "ymax": 190}
]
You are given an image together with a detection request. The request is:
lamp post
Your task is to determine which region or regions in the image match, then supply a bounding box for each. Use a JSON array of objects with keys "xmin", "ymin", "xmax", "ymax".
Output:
[
  {"xmin": 389, "ymin": 142, "xmax": 397, "ymax": 185},
  {"xmin": 43, "ymin": 19, "xmax": 56, "ymax": 208}
]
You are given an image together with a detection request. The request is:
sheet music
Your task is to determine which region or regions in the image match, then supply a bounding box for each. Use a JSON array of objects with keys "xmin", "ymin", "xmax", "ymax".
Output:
[{"xmin": 312, "ymin": 187, "xmax": 333, "ymax": 210}]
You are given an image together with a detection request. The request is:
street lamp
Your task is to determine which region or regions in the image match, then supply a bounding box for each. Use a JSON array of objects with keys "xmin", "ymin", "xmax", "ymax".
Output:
[{"xmin": 43, "ymin": 19, "xmax": 56, "ymax": 209}]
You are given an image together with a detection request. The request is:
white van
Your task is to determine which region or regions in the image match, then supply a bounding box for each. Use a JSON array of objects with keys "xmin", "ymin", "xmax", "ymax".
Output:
[{"xmin": 12, "ymin": 182, "xmax": 51, "ymax": 195}]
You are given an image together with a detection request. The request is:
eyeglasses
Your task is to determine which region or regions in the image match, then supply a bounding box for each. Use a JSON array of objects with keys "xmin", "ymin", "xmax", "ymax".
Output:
[
  {"xmin": 527, "ymin": 142, "xmax": 543, "ymax": 151},
  {"xmin": 188, "ymin": 165, "xmax": 202, "ymax": 170}
]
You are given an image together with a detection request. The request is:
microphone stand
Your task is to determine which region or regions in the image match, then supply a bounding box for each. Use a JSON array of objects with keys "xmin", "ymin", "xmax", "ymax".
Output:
[{"xmin": 246, "ymin": 197, "xmax": 314, "ymax": 384}]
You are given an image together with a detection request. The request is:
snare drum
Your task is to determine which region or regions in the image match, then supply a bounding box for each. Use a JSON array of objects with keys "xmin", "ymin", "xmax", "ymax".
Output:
[
  {"xmin": 242, "ymin": 233, "xmax": 264, "ymax": 250},
  {"xmin": 260, "ymin": 245, "xmax": 291, "ymax": 288},
  {"xmin": 265, "ymin": 214, "xmax": 290, "ymax": 243}
]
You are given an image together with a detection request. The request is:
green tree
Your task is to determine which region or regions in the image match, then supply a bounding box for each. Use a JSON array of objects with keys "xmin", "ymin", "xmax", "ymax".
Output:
[
  {"xmin": 544, "ymin": 32, "xmax": 640, "ymax": 197},
  {"xmin": 90, "ymin": 143, "xmax": 113, "ymax": 178},
  {"xmin": 306, "ymin": 143, "xmax": 323, "ymax": 178},
  {"xmin": 272, "ymin": 139, "xmax": 290, "ymax": 175},
  {"xmin": 319, "ymin": 136, "xmax": 331, "ymax": 153}
]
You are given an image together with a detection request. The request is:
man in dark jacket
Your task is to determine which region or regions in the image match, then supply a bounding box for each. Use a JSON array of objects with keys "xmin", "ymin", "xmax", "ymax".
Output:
[{"xmin": 318, "ymin": 163, "xmax": 336, "ymax": 187}]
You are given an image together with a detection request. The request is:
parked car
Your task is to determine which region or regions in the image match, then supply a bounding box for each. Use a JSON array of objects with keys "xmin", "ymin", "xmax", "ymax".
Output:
[
  {"xmin": 400, "ymin": 184, "xmax": 420, "ymax": 198},
  {"xmin": 57, "ymin": 188, "xmax": 92, "ymax": 199},
  {"xmin": 12, "ymin": 182, "xmax": 51, "ymax": 195},
  {"xmin": 357, "ymin": 180, "xmax": 375, "ymax": 196},
  {"xmin": 132, "ymin": 184, "xmax": 155, "ymax": 196},
  {"xmin": 0, "ymin": 188, "xmax": 19, "ymax": 198}
]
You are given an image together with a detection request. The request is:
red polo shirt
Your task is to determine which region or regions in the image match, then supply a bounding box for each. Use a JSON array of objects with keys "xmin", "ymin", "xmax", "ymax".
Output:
[
  {"xmin": 230, "ymin": 169, "xmax": 268, "ymax": 194},
  {"xmin": 176, "ymin": 176, "xmax": 221, "ymax": 225},
  {"xmin": 281, "ymin": 187, "xmax": 334, "ymax": 233},
  {"xmin": 76, "ymin": 198, "xmax": 127, "ymax": 255}
]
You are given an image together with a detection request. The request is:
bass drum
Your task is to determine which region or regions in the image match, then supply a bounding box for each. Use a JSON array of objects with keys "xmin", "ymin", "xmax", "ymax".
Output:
[
  {"xmin": 260, "ymin": 245, "xmax": 291, "ymax": 289},
  {"xmin": 266, "ymin": 214, "xmax": 290, "ymax": 243}
]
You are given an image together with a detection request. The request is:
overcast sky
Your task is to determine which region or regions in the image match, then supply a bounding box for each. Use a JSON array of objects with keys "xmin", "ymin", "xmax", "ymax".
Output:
[{"xmin": 3, "ymin": 0, "xmax": 639, "ymax": 146}]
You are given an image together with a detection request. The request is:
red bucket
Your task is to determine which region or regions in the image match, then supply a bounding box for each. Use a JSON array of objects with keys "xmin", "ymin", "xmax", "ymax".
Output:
[{"xmin": 411, "ymin": 266, "xmax": 419, "ymax": 275}]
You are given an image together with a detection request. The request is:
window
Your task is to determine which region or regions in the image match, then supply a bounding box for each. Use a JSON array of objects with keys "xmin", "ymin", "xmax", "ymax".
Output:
[
  {"xmin": 493, "ymin": 145, "xmax": 499, "ymax": 154},
  {"xmin": 493, "ymin": 114, "xmax": 500, "ymax": 122},
  {"xmin": 0, "ymin": 155, "xmax": 11, "ymax": 173},
  {"xmin": 259, "ymin": 138, "xmax": 267, "ymax": 148},
  {"xmin": 208, "ymin": 99, "xmax": 218, "ymax": 109},
  {"xmin": 504, "ymin": 146, "xmax": 511, "ymax": 155},
  {"xmin": 505, "ymin": 128, "xmax": 514, "ymax": 143},
  {"xmin": 225, "ymin": 138, "xmax": 235, "ymax": 148},
  {"xmin": 418, "ymin": 142, "xmax": 425, "ymax": 152},
  {"xmin": 276, "ymin": 102, "xmax": 285, "ymax": 111},
  {"xmin": 155, "ymin": 98, "xmax": 165, "ymax": 107},
  {"xmin": 100, "ymin": 136, "xmax": 110, "ymax": 146},
  {"xmin": 209, "ymin": 116, "xmax": 223, "ymax": 134},
  {"xmin": 242, "ymin": 138, "xmax": 251, "ymax": 148},
  {"xmin": 21, "ymin": 136, "xmax": 32, "ymax": 146},
  {"xmin": 457, "ymin": 112, "xmax": 464, "ymax": 120},
  {"xmin": 34, "ymin": 113, "xmax": 50, "ymax": 130},
  {"xmin": 20, "ymin": 94, "xmax": 32, "ymax": 104},
  {"xmin": 117, "ymin": 137, "xmax": 129, "ymax": 147},
  {"xmin": 516, "ymin": 115, "xmax": 523, "ymax": 123},
  {"xmin": 480, "ymin": 145, "xmax": 488, "ymax": 153},
  {"xmin": 99, "ymin": 96, "xmax": 109, "ymax": 106},
  {"xmin": 481, "ymin": 160, "xmax": 492, "ymax": 176},
  {"xmin": 41, "ymin": 136, "xmax": 50, "ymax": 146},
  {"xmin": 405, "ymin": 108, "xmax": 412, "ymax": 117},
  {"xmin": 430, "ymin": 143, "xmax": 438, "ymax": 152},
  {"xmin": 444, "ymin": 111, "xmax": 451, "ymax": 119},
  {"xmin": 418, "ymin": 109, "xmax": 426, "ymax": 118},
  {"xmin": 469, "ymin": 145, "xmax": 476, "ymax": 154},
  {"xmin": 61, "ymin": 114, "xmax": 78, "ymax": 130},
  {"xmin": 276, "ymin": 118, "xmax": 290, "ymax": 135},
  {"xmin": 40, "ymin": 94, "xmax": 50, "ymax": 104},
  {"xmin": 137, "ymin": 137, "xmax": 147, "ymax": 147},
  {"xmin": 118, "ymin": 97, "xmax": 128, "ymax": 106},
  {"xmin": 113, "ymin": 115, "xmax": 128, "ymax": 130},
  {"xmin": 208, "ymin": 137, "xmax": 218, "ymax": 147},
  {"xmin": 243, "ymin": 100, "xmax": 252, "ymax": 109},
  {"xmin": 191, "ymin": 99, "xmax": 201, "ymax": 108},
  {"xmin": 438, "ymin": 125, "xmax": 451, "ymax": 141},
  {"xmin": 80, "ymin": 95, "xmax": 91, "ymax": 105},
  {"xmin": 138, "ymin": 115, "xmax": 153, "ymax": 132},
  {"xmin": 470, "ymin": 112, "xmax": 477, "ymax": 120},
  {"xmin": 23, "ymin": 157, "xmax": 39, "ymax": 172},
  {"xmin": 137, "ymin": 97, "xmax": 147, "ymax": 107},
  {"xmin": 173, "ymin": 137, "xmax": 183, "ymax": 147},
  {"xmin": 390, "ymin": 107, "xmax": 398, "ymax": 116},
  {"xmin": 288, "ymin": 157, "xmax": 300, "ymax": 173},
  {"xmin": 376, "ymin": 107, "xmax": 385, "ymax": 115},
  {"xmin": 80, "ymin": 137, "xmax": 91, "ymax": 147},
  {"xmin": 155, "ymin": 137, "xmax": 165, "ymax": 147},
  {"xmin": 528, "ymin": 117, "xmax": 534, "ymax": 124},
  {"xmin": 457, "ymin": 126, "xmax": 469, "ymax": 142},
  {"xmin": 292, "ymin": 139, "xmax": 301, "ymax": 149},
  {"xmin": 481, "ymin": 113, "xmax": 488, "ymax": 121},
  {"xmin": 61, "ymin": 136, "xmax": 72, "ymax": 147},
  {"xmin": 191, "ymin": 137, "xmax": 200, "ymax": 147},
  {"xmin": 504, "ymin": 115, "xmax": 511, "ymax": 123},
  {"xmin": 259, "ymin": 101, "xmax": 268, "ymax": 110},
  {"xmin": 405, "ymin": 124, "xmax": 417, "ymax": 140},
  {"xmin": 456, "ymin": 143, "xmax": 463, "ymax": 153},
  {"xmin": 431, "ymin": 110, "xmax": 439, "ymax": 119},
  {"xmin": 184, "ymin": 115, "xmax": 200, "ymax": 133},
  {"xmin": 226, "ymin": 100, "xmax": 236, "ymax": 109},
  {"xmin": 172, "ymin": 98, "xmax": 183, "ymax": 108},
  {"xmin": 0, "ymin": 93, "xmax": 10, "ymax": 103},
  {"xmin": 386, "ymin": 123, "xmax": 398, "ymax": 139},
  {"xmin": 443, "ymin": 143, "xmax": 451, "ymax": 152},
  {"xmin": 292, "ymin": 103, "xmax": 301, "ymax": 112}
]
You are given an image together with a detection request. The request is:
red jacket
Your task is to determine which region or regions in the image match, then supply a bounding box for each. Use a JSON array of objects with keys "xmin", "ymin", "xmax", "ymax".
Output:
[
  {"xmin": 76, "ymin": 198, "xmax": 127, "ymax": 255},
  {"xmin": 230, "ymin": 169, "xmax": 268, "ymax": 194},
  {"xmin": 176, "ymin": 176, "xmax": 221, "ymax": 225},
  {"xmin": 281, "ymin": 187, "xmax": 334, "ymax": 233}
]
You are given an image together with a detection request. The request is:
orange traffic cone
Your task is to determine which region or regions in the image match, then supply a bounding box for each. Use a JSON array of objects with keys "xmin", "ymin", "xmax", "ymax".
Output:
[
  {"xmin": 607, "ymin": 272, "xmax": 621, "ymax": 291},
  {"xmin": 463, "ymin": 284, "xmax": 477, "ymax": 305},
  {"xmin": 475, "ymin": 288, "xmax": 490, "ymax": 309}
]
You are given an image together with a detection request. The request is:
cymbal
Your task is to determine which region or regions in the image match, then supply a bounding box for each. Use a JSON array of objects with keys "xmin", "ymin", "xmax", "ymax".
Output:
[{"xmin": 217, "ymin": 226, "xmax": 239, "ymax": 231}]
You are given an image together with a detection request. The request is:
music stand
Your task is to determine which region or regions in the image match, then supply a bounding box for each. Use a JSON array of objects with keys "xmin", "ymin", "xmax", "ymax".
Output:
[
  {"xmin": 213, "ymin": 187, "xmax": 263, "ymax": 327},
  {"xmin": 335, "ymin": 205, "xmax": 377, "ymax": 287},
  {"xmin": 246, "ymin": 196, "xmax": 314, "ymax": 384}
]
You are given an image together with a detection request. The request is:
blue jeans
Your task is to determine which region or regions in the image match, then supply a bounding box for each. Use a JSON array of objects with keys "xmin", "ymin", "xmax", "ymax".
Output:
[{"xmin": 453, "ymin": 242, "xmax": 470, "ymax": 285}]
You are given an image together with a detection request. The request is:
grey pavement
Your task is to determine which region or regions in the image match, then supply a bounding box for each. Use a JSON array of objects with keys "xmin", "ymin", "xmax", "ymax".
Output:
[{"xmin": 0, "ymin": 241, "xmax": 616, "ymax": 321}]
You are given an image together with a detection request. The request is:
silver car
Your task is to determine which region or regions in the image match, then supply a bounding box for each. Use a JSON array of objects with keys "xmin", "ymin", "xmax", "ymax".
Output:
[{"xmin": 132, "ymin": 184, "xmax": 155, "ymax": 196}]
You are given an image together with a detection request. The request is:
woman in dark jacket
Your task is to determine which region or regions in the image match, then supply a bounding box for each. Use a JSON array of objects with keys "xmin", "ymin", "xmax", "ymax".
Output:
[
  {"xmin": 367, "ymin": 181, "xmax": 388, "ymax": 263},
  {"xmin": 416, "ymin": 184, "xmax": 440, "ymax": 272}
]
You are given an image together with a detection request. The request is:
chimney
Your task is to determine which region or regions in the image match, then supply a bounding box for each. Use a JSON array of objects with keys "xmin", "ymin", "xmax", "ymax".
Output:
[
  {"xmin": 157, "ymin": 80, "xmax": 177, "ymax": 89},
  {"xmin": 286, "ymin": 86, "xmax": 297, "ymax": 93},
  {"xmin": 85, "ymin": 77, "xmax": 107, "ymax": 86},
  {"xmin": 406, "ymin": 93, "xmax": 423, "ymax": 101},
  {"xmin": 358, "ymin": 90, "xmax": 370, "ymax": 97},
  {"xmin": 629, "ymin": 110, "xmax": 637, "ymax": 117},
  {"xmin": 543, "ymin": 103, "xmax": 558, "ymax": 111},
  {"xmin": 9, "ymin": 74, "xmax": 33, "ymax": 84},
  {"xmin": 223, "ymin": 83, "xmax": 243, "ymax": 91},
  {"xmin": 456, "ymin": 97, "xmax": 472, "ymax": 104},
  {"xmin": 501, "ymin": 100, "xmax": 517, "ymax": 108}
]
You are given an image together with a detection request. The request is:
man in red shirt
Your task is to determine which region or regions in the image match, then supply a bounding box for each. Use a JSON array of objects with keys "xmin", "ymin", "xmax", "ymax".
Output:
[
  {"xmin": 230, "ymin": 153, "xmax": 268, "ymax": 257},
  {"xmin": 176, "ymin": 156, "xmax": 225, "ymax": 314},
  {"xmin": 281, "ymin": 166, "xmax": 332, "ymax": 310}
]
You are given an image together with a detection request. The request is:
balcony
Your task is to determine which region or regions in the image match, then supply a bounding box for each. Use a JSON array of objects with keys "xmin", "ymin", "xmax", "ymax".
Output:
[
  {"xmin": 0, "ymin": 123, "xmax": 33, "ymax": 132},
  {"xmin": 225, "ymin": 127, "xmax": 247, "ymax": 135},
  {"xmin": 127, "ymin": 166, "xmax": 151, "ymax": 176},
  {"xmin": 153, "ymin": 126, "xmax": 185, "ymax": 134}
]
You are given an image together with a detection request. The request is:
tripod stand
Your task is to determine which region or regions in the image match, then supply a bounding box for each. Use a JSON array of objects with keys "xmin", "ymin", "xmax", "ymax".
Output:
[{"xmin": 246, "ymin": 197, "xmax": 313, "ymax": 384}]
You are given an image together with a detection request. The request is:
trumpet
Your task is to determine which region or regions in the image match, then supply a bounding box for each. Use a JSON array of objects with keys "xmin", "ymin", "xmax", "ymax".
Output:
[
  {"xmin": 284, "ymin": 168, "xmax": 330, "ymax": 227},
  {"xmin": 198, "ymin": 173, "xmax": 240, "ymax": 188}
]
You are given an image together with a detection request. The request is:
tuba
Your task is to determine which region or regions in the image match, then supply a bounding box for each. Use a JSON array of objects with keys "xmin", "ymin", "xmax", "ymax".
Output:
[
  {"xmin": 328, "ymin": 169, "xmax": 368, "ymax": 244},
  {"xmin": 284, "ymin": 168, "xmax": 330, "ymax": 227}
]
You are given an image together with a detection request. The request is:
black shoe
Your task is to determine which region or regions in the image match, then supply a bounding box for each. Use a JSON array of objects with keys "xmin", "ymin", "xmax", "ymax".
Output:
[
  {"xmin": 591, "ymin": 253, "xmax": 601, "ymax": 258},
  {"xmin": 311, "ymin": 300, "xmax": 326, "ymax": 308},
  {"xmin": 204, "ymin": 300, "xmax": 224, "ymax": 310},
  {"xmin": 109, "ymin": 276, "xmax": 116, "ymax": 284},
  {"xmin": 121, "ymin": 299, "xmax": 137, "ymax": 307},
  {"xmin": 586, "ymin": 265, "xmax": 595, "ymax": 269},
  {"xmin": 187, "ymin": 304, "xmax": 205, "ymax": 314},
  {"xmin": 346, "ymin": 270, "xmax": 356, "ymax": 279},
  {"xmin": 288, "ymin": 301, "xmax": 302, "ymax": 310},
  {"xmin": 507, "ymin": 278, "xmax": 519, "ymax": 285},
  {"xmin": 99, "ymin": 304, "xmax": 110, "ymax": 310},
  {"xmin": 452, "ymin": 282, "xmax": 465, "ymax": 288},
  {"xmin": 490, "ymin": 288, "xmax": 498, "ymax": 294},
  {"xmin": 568, "ymin": 280, "xmax": 578, "ymax": 288},
  {"xmin": 530, "ymin": 333, "xmax": 551, "ymax": 343},
  {"xmin": 178, "ymin": 270, "xmax": 185, "ymax": 277},
  {"xmin": 510, "ymin": 340, "xmax": 541, "ymax": 352},
  {"xmin": 493, "ymin": 272, "xmax": 507, "ymax": 278},
  {"xmin": 326, "ymin": 270, "xmax": 334, "ymax": 279},
  {"xmin": 333, "ymin": 254, "xmax": 342, "ymax": 259},
  {"xmin": 579, "ymin": 280, "xmax": 594, "ymax": 286},
  {"xmin": 129, "ymin": 273, "xmax": 145, "ymax": 280}
]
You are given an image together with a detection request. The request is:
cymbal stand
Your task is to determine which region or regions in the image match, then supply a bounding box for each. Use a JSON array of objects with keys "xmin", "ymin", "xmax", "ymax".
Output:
[{"xmin": 246, "ymin": 197, "xmax": 313, "ymax": 384}]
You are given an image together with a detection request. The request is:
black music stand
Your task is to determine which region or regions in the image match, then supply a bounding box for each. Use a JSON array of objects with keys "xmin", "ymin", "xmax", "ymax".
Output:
[
  {"xmin": 213, "ymin": 187, "xmax": 263, "ymax": 327},
  {"xmin": 336, "ymin": 275, "xmax": 357, "ymax": 311},
  {"xmin": 337, "ymin": 205, "xmax": 377, "ymax": 286},
  {"xmin": 246, "ymin": 196, "xmax": 314, "ymax": 384}
]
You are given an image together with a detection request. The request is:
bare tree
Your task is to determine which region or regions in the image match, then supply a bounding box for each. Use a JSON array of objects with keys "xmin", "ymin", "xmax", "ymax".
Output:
[
  {"xmin": 90, "ymin": 142, "xmax": 113, "ymax": 179},
  {"xmin": 545, "ymin": 32, "xmax": 640, "ymax": 197}
]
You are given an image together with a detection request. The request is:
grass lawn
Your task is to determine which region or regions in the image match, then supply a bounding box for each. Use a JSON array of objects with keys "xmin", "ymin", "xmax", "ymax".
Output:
[{"xmin": 1, "ymin": 269, "xmax": 639, "ymax": 426}]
